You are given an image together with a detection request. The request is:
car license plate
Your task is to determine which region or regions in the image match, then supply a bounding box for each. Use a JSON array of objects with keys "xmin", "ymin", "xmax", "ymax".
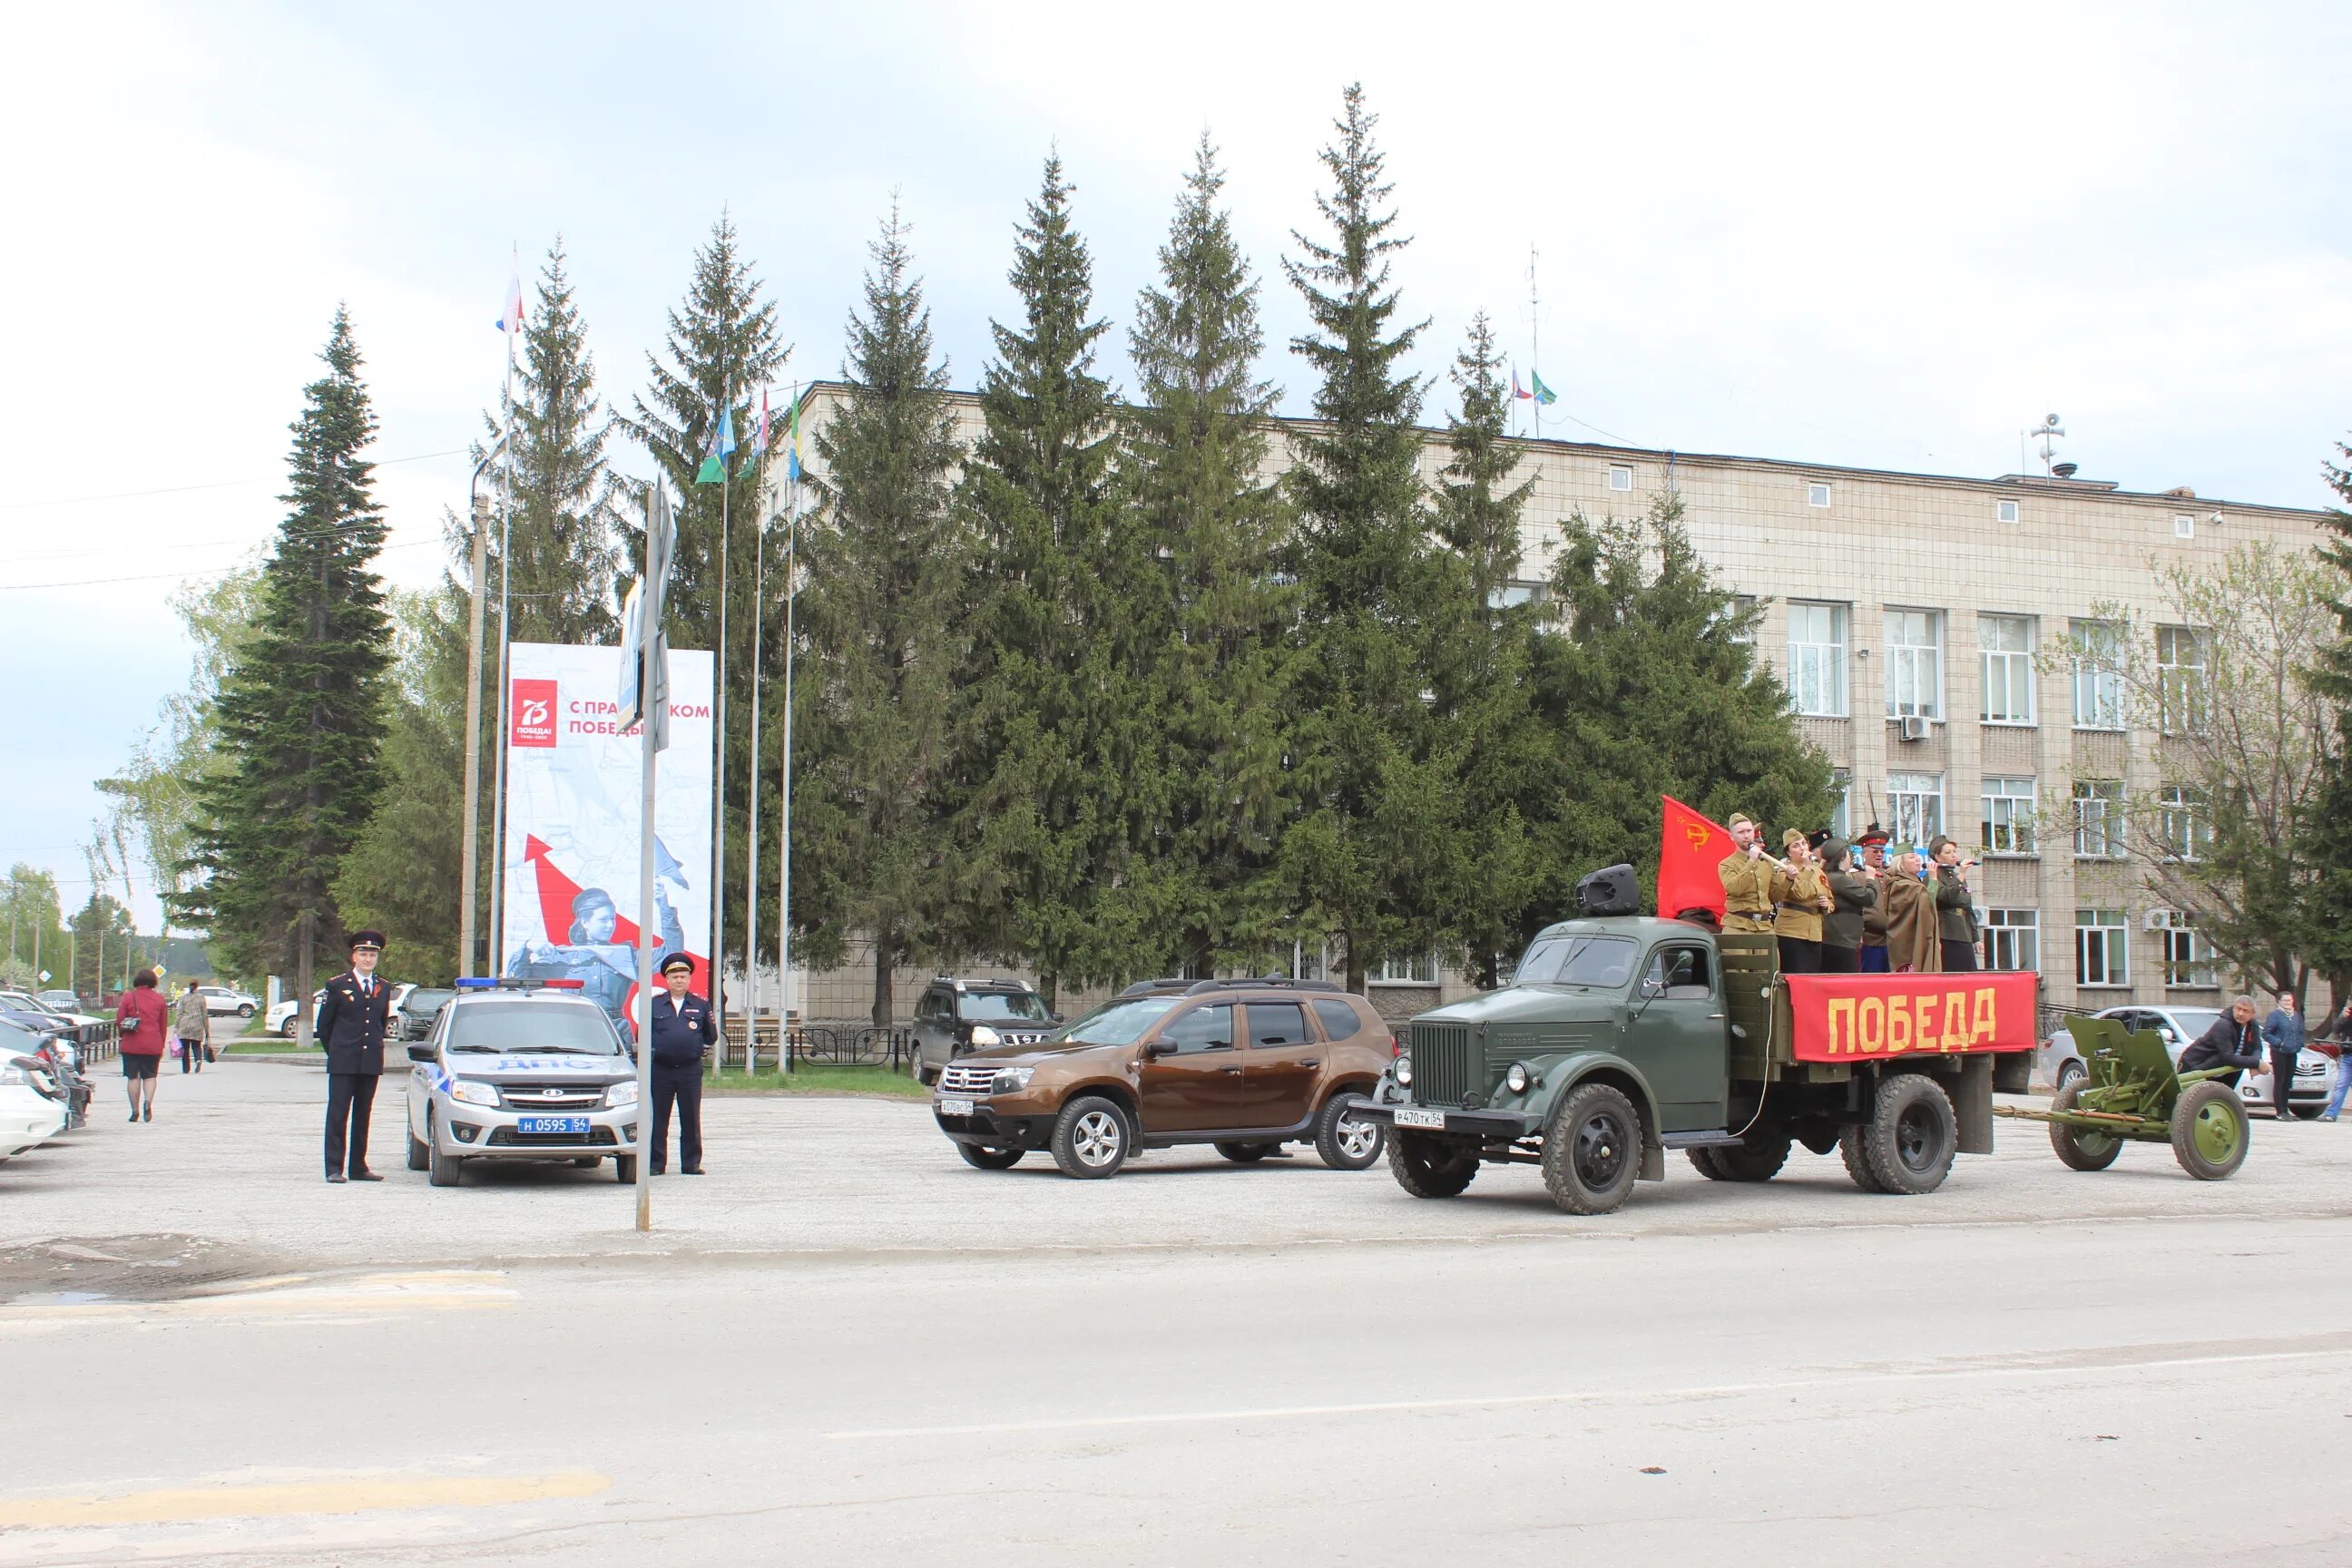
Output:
[
  {"xmin": 1395, "ymin": 1107, "xmax": 1446, "ymax": 1129},
  {"xmin": 938, "ymin": 1098, "xmax": 975, "ymax": 1119},
  {"xmin": 516, "ymin": 1115, "xmax": 590, "ymax": 1135}
]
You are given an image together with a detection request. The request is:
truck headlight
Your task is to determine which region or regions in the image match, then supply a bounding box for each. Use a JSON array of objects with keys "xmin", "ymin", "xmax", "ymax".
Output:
[
  {"xmin": 605, "ymin": 1081, "xmax": 640, "ymax": 1108},
  {"xmin": 1504, "ymin": 1062, "xmax": 1532, "ymax": 1095},
  {"xmin": 990, "ymin": 1066, "xmax": 1034, "ymax": 1094},
  {"xmin": 449, "ymin": 1079, "xmax": 501, "ymax": 1108},
  {"xmin": 1394, "ymin": 1056, "xmax": 1413, "ymax": 1088},
  {"xmin": 968, "ymin": 1025, "xmax": 1002, "ymax": 1047}
]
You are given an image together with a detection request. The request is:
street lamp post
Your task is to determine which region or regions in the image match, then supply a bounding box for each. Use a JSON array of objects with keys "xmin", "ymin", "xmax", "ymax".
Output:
[{"xmin": 458, "ymin": 438, "xmax": 505, "ymax": 979}]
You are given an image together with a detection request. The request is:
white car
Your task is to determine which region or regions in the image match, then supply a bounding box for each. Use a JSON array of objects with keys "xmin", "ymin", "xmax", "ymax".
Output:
[
  {"xmin": 268, "ymin": 984, "xmax": 412, "ymax": 1039},
  {"xmin": 2044, "ymin": 1004, "xmax": 2340, "ymax": 1116},
  {"xmin": 196, "ymin": 985, "xmax": 261, "ymax": 1018},
  {"xmin": 0, "ymin": 1045, "xmax": 67, "ymax": 1159},
  {"xmin": 405, "ymin": 980, "xmax": 642, "ymax": 1186}
]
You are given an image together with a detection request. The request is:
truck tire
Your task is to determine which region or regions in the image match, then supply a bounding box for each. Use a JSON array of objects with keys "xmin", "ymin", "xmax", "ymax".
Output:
[
  {"xmin": 1214, "ymin": 1142, "xmax": 1275, "ymax": 1162},
  {"xmin": 957, "ymin": 1142, "xmax": 1024, "ymax": 1171},
  {"xmin": 1541, "ymin": 1083, "xmax": 1642, "ymax": 1215},
  {"xmin": 1313, "ymin": 1093, "xmax": 1386, "ymax": 1171},
  {"xmin": 1687, "ymin": 1147, "xmax": 1732, "ymax": 1181},
  {"xmin": 1860, "ymin": 1072, "xmax": 1957, "ymax": 1195},
  {"xmin": 1387, "ymin": 1132, "xmax": 1478, "ymax": 1198},
  {"xmin": 1838, "ymin": 1127, "xmax": 1888, "ymax": 1192},
  {"xmin": 2170, "ymin": 1080, "xmax": 2249, "ymax": 1181},
  {"xmin": 2048, "ymin": 1081, "xmax": 2123, "ymax": 1171},
  {"xmin": 1691, "ymin": 1132, "xmax": 1790, "ymax": 1181},
  {"xmin": 1050, "ymin": 1096, "xmax": 1131, "ymax": 1179}
]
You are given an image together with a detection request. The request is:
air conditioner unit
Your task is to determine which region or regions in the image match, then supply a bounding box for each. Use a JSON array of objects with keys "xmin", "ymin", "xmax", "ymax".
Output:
[
  {"xmin": 2143, "ymin": 908, "xmax": 2177, "ymax": 933},
  {"xmin": 1898, "ymin": 715, "xmax": 1931, "ymax": 742}
]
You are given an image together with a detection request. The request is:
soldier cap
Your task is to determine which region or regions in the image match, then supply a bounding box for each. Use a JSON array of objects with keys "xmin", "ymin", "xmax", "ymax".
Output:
[
  {"xmin": 348, "ymin": 930, "xmax": 386, "ymax": 953},
  {"xmin": 1855, "ymin": 822, "xmax": 1892, "ymax": 848},
  {"xmin": 1728, "ymin": 812, "xmax": 1755, "ymax": 831},
  {"xmin": 659, "ymin": 953, "xmax": 695, "ymax": 975}
]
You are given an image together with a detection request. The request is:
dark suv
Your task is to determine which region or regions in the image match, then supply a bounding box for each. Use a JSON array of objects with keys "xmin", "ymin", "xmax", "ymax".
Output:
[
  {"xmin": 931, "ymin": 977, "xmax": 1394, "ymax": 1178},
  {"xmin": 908, "ymin": 977, "xmax": 1056, "ymax": 1086}
]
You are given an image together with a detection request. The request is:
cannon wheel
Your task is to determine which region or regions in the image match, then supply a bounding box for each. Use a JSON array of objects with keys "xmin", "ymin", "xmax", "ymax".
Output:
[
  {"xmin": 2048, "ymin": 1082, "xmax": 2124, "ymax": 1171},
  {"xmin": 2171, "ymin": 1081, "xmax": 2249, "ymax": 1181}
]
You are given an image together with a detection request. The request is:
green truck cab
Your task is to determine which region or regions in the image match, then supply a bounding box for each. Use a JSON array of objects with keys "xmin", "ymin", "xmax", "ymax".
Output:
[{"xmin": 1348, "ymin": 866, "xmax": 2036, "ymax": 1214}]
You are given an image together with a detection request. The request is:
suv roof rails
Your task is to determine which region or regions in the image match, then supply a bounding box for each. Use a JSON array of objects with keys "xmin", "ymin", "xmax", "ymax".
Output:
[
  {"xmin": 932, "ymin": 975, "xmax": 1037, "ymax": 993},
  {"xmin": 1117, "ymin": 978, "xmax": 1194, "ymax": 998},
  {"xmin": 1182, "ymin": 976, "xmax": 1346, "ymax": 995}
]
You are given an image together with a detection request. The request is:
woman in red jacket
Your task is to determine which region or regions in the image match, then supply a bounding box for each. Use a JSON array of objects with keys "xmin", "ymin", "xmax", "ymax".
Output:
[{"xmin": 114, "ymin": 969, "xmax": 170, "ymax": 1122}]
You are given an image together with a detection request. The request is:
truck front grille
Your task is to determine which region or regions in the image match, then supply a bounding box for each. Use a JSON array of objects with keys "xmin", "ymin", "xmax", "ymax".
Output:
[{"xmin": 1409, "ymin": 1023, "xmax": 1475, "ymax": 1107}]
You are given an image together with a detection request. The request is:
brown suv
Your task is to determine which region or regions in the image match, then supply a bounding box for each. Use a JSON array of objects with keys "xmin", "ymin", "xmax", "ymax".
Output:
[{"xmin": 931, "ymin": 978, "xmax": 1396, "ymax": 1178}]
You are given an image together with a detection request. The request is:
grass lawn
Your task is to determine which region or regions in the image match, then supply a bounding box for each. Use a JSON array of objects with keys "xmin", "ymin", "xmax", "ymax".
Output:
[
  {"xmin": 706, "ymin": 1064, "xmax": 929, "ymax": 1100},
  {"xmin": 222, "ymin": 1040, "xmax": 310, "ymax": 1056}
]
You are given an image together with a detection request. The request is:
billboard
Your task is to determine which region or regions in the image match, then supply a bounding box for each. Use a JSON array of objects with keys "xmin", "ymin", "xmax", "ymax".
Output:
[{"xmin": 499, "ymin": 642, "xmax": 714, "ymax": 1037}]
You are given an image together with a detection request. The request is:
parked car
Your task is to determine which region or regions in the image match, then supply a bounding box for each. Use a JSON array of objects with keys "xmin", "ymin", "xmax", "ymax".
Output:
[
  {"xmin": 397, "ymin": 986, "xmax": 456, "ymax": 1042},
  {"xmin": 0, "ymin": 1028, "xmax": 68, "ymax": 1158},
  {"xmin": 931, "ymin": 977, "xmax": 1394, "ymax": 1177},
  {"xmin": 268, "ymin": 991, "xmax": 327, "ymax": 1038},
  {"xmin": 0, "ymin": 1018, "xmax": 88, "ymax": 1131},
  {"xmin": 0, "ymin": 993, "xmax": 110, "ymax": 1059},
  {"xmin": 908, "ymin": 976, "xmax": 1059, "ymax": 1086},
  {"xmin": 405, "ymin": 978, "xmax": 641, "ymax": 1186},
  {"xmin": 34, "ymin": 990, "xmax": 79, "ymax": 1013},
  {"xmin": 196, "ymin": 985, "xmax": 261, "ymax": 1018},
  {"xmin": 2043, "ymin": 1004, "xmax": 2338, "ymax": 1117}
]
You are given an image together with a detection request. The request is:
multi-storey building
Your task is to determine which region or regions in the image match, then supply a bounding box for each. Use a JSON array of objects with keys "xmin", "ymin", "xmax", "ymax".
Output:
[{"xmin": 775, "ymin": 386, "xmax": 2328, "ymax": 1026}]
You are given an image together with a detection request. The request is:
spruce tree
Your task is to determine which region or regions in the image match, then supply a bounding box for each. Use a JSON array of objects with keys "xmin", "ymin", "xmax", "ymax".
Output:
[
  {"xmin": 1126, "ymin": 135, "xmax": 1301, "ymax": 973},
  {"xmin": 954, "ymin": 155, "xmax": 1152, "ymax": 1003},
  {"xmin": 799, "ymin": 207, "xmax": 969, "ymax": 1025},
  {"xmin": 1434, "ymin": 313, "xmax": 1536, "ymax": 609},
  {"xmin": 619, "ymin": 213, "xmax": 790, "ymax": 980},
  {"xmin": 181, "ymin": 309, "xmax": 392, "ymax": 1025},
  {"xmin": 485, "ymin": 240, "xmax": 628, "ymax": 644},
  {"xmin": 1281, "ymin": 83, "xmax": 1456, "ymax": 992}
]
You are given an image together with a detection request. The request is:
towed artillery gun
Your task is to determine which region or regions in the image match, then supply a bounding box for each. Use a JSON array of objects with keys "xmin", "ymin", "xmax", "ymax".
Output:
[{"xmin": 1992, "ymin": 1014, "xmax": 2250, "ymax": 1180}]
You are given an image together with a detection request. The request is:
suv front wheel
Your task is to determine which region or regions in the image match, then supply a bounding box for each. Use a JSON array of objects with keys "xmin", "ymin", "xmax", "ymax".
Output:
[{"xmin": 1050, "ymin": 1096, "xmax": 1131, "ymax": 1179}]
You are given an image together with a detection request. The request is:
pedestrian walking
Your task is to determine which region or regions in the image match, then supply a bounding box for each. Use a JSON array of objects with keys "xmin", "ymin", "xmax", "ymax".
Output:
[
  {"xmin": 2180, "ymin": 995, "xmax": 2265, "ymax": 1088},
  {"xmin": 2261, "ymin": 993, "xmax": 2306, "ymax": 1122},
  {"xmin": 1928, "ymin": 836, "xmax": 1980, "ymax": 973},
  {"xmin": 1818, "ymin": 838, "xmax": 1874, "ymax": 974},
  {"xmin": 316, "ymin": 930, "xmax": 393, "ymax": 1184},
  {"xmin": 647, "ymin": 952, "xmax": 715, "ymax": 1176},
  {"xmin": 114, "ymin": 969, "xmax": 169, "ymax": 1122},
  {"xmin": 2320, "ymin": 1001, "xmax": 2352, "ymax": 1122},
  {"xmin": 173, "ymin": 981, "xmax": 210, "ymax": 1074}
]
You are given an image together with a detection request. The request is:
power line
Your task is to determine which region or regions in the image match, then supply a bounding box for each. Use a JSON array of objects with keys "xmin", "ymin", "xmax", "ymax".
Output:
[
  {"xmin": 0, "ymin": 447, "xmax": 467, "ymax": 511},
  {"xmin": 0, "ymin": 537, "xmax": 442, "ymax": 593}
]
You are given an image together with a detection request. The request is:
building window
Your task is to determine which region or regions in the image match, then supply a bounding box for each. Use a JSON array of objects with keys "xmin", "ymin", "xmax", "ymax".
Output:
[
  {"xmin": 1608, "ymin": 465, "xmax": 1632, "ymax": 492},
  {"xmin": 1829, "ymin": 769, "xmax": 1851, "ymax": 838},
  {"xmin": 2156, "ymin": 626, "xmax": 2209, "ymax": 736},
  {"xmin": 1981, "ymin": 775, "xmax": 2037, "ymax": 855},
  {"xmin": 1887, "ymin": 771, "xmax": 1945, "ymax": 848},
  {"xmin": 1885, "ymin": 609, "xmax": 1945, "ymax": 720},
  {"xmin": 2076, "ymin": 909, "xmax": 2130, "ymax": 987},
  {"xmin": 2151, "ymin": 911, "xmax": 2218, "ymax": 989},
  {"xmin": 1807, "ymin": 482, "xmax": 1832, "ymax": 507},
  {"xmin": 2159, "ymin": 784, "xmax": 2211, "ymax": 861},
  {"xmin": 1996, "ymin": 498, "xmax": 2020, "ymax": 524},
  {"xmin": 1488, "ymin": 581, "xmax": 1547, "ymax": 612},
  {"xmin": 1785, "ymin": 601, "xmax": 1848, "ymax": 717},
  {"xmin": 1979, "ymin": 613, "xmax": 2036, "ymax": 725},
  {"xmin": 1982, "ymin": 908, "xmax": 2040, "ymax": 973},
  {"xmin": 2173, "ymin": 513, "xmax": 2195, "ymax": 540},
  {"xmin": 1373, "ymin": 952, "xmax": 1439, "ymax": 985},
  {"xmin": 2071, "ymin": 619, "xmax": 2125, "ymax": 730},
  {"xmin": 2073, "ymin": 779, "xmax": 2125, "ymax": 858}
]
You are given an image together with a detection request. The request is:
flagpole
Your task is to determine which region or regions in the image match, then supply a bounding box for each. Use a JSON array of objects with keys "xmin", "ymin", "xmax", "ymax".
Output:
[
  {"xmin": 633, "ymin": 483, "xmax": 664, "ymax": 1233},
  {"xmin": 779, "ymin": 456, "xmax": 798, "ymax": 1077},
  {"xmin": 712, "ymin": 383, "xmax": 730, "ymax": 1059},
  {"xmin": 1528, "ymin": 244, "xmax": 1542, "ymax": 445},
  {"xmin": 486, "ymin": 257, "xmax": 518, "ymax": 977},
  {"xmin": 742, "ymin": 397, "xmax": 767, "ymax": 1063}
]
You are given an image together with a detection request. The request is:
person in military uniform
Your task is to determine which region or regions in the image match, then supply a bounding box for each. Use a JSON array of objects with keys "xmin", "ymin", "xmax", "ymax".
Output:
[
  {"xmin": 316, "ymin": 930, "xmax": 394, "ymax": 1183},
  {"xmin": 1772, "ymin": 828, "xmax": 1835, "ymax": 973},
  {"xmin": 1853, "ymin": 824, "xmax": 1894, "ymax": 972},
  {"xmin": 646, "ymin": 952, "xmax": 716, "ymax": 1176},
  {"xmin": 1718, "ymin": 814, "xmax": 1793, "ymax": 937}
]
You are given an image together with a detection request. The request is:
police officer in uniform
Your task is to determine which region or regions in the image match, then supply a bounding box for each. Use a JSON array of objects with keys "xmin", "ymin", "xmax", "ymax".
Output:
[
  {"xmin": 1718, "ymin": 813, "xmax": 1792, "ymax": 937},
  {"xmin": 317, "ymin": 930, "xmax": 393, "ymax": 1183},
  {"xmin": 647, "ymin": 953, "xmax": 715, "ymax": 1175}
]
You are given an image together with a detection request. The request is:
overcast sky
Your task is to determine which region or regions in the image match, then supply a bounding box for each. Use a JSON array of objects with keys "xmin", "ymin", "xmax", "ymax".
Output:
[{"xmin": 6, "ymin": 1, "xmax": 2349, "ymax": 932}]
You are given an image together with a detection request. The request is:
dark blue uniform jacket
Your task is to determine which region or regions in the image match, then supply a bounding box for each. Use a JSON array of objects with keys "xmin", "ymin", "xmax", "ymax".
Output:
[{"xmin": 649, "ymin": 993, "xmax": 716, "ymax": 1068}]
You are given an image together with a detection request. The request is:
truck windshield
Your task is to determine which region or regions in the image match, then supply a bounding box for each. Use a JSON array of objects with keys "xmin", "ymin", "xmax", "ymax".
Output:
[
  {"xmin": 445, "ymin": 1002, "xmax": 623, "ymax": 1054},
  {"xmin": 1055, "ymin": 998, "xmax": 1180, "ymax": 1046},
  {"xmin": 1514, "ymin": 935, "xmax": 1638, "ymax": 989}
]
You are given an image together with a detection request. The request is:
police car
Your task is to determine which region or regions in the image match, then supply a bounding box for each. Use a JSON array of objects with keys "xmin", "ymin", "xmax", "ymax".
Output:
[{"xmin": 403, "ymin": 978, "xmax": 642, "ymax": 1186}]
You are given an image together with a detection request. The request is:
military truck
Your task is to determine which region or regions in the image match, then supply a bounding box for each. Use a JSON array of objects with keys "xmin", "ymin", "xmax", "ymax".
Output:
[{"xmin": 1348, "ymin": 866, "xmax": 2039, "ymax": 1215}]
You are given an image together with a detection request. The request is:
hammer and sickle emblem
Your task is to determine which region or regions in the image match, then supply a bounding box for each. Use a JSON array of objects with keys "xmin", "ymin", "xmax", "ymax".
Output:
[{"xmin": 1683, "ymin": 823, "xmax": 1712, "ymax": 850}]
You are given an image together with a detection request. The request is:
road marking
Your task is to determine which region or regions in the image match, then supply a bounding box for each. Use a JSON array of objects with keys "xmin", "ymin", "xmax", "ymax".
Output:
[
  {"xmin": 825, "ymin": 1341, "xmax": 2352, "ymax": 1441},
  {"xmin": 0, "ymin": 1469, "xmax": 609, "ymax": 1528},
  {"xmin": 0, "ymin": 1270, "xmax": 514, "ymax": 1332}
]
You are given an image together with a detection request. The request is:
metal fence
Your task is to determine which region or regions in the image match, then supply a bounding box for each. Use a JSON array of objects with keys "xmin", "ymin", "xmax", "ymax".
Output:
[{"xmin": 718, "ymin": 1020, "xmax": 916, "ymax": 1073}]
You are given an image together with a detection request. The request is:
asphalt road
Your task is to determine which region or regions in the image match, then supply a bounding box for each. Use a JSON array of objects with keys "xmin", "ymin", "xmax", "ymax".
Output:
[{"xmin": 4, "ymin": 1057, "xmax": 2348, "ymax": 1565}]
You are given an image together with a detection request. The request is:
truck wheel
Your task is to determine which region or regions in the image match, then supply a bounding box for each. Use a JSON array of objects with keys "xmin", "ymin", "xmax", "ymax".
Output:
[
  {"xmin": 1687, "ymin": 1148, "xmax": 1731, "ymax": 1181},
  {"xmin": 1699, "ymin": 1133, "xmax": 1790, "ymax": 1181},
  {"xmin": 1541, "ymin": 1083, "xmax": 1642, "ymax": 1215},
  {"xmin": 1839, "ymin": 1127, "xmax": 1888, "ymax": 1192},
  {"xmin": 958, "ymin": 1142, "xmax": 1024, "ymax": 1170},
  {"xmin": 427, "ymin": 1134, "xmax": 464, "ymax": 1188},
  {"xmin": 1387, "ymin": 1132, "xmax": 1478, "ymax": 1198},
  {"xmin": 1313, "ymin": 1094, "xmax": 1387, "ymax": 1171},
  {"xmin": 2048, "ymin": 1082, "xmax": 2122, "ymax": 1171},
  {"xmin": 2171, "ymin": 1081, "xmax": 2249, "ymax": 1180},
  {"xmin": 1050, "ymin": 1096, "xmax": 1131, "ymax": 1179},
  {"xmin": 1860, "ymin": 1073, "xmax": 1957, "ymax": 1194},
  {"xmin": 1215, "ymin": 1142, "xmax": 1275, "ymax": 1162}
]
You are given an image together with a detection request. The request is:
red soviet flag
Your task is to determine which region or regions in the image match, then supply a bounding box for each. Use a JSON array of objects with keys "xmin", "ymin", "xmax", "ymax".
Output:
[{"xmin": 1658, "ymin": 796, "xmax": 1730, "ymax": 922}]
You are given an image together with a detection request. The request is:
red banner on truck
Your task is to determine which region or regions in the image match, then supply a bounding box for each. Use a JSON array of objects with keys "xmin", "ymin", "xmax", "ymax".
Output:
[{"xmin": 1784, "ymin": 973, "xmax": 2038, "ymax": 1063}]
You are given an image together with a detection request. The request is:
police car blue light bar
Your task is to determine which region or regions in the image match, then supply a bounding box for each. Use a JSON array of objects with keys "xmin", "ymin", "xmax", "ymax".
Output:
[{"xmin": 453, "ymin": 977, "xmax": 587, "ymax": 990}]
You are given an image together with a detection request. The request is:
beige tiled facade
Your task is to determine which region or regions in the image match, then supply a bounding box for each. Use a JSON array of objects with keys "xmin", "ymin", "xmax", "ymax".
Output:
[{"xmin": 770, "ymin": 387, "xmax": 2328, "ymax": 1024}]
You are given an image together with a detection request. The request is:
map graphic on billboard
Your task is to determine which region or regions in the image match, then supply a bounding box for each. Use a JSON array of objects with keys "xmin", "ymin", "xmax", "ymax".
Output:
[{"xmin": 498, "ymin": 642, "xmax": 714, "ymax": 1037}]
